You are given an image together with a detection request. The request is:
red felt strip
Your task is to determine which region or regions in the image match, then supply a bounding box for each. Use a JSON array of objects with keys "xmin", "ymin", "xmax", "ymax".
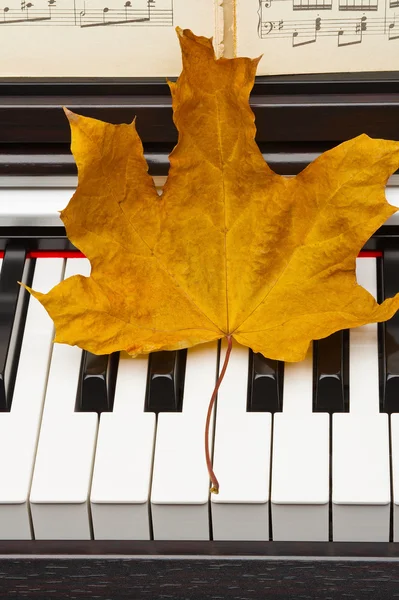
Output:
[
  {"xmin": 358, "ymin": 251, "xmax": 383, "ymax": 257},
  {"xmin": 26, "ymin": 251, "xmax": 86, "ymax": 259},
  {"xmin": 0, "ymin": 251, "xmax": 85, "ymax": 259},
  {"xmin": 0, "ymin": 249, "xmax": 385, "ymax": 259}
]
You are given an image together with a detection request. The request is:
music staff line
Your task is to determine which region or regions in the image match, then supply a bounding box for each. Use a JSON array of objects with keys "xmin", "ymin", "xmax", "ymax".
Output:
[
  {"xmin": 0, "ymin": 0, "xmax": 173, "ymax": 27},
  {"xmin": 259, "ymin": 13, "xmax": 399, "ymax": 45},
  {"xmin": 261, "ymin": 0, "xmax": 398, "ymax": 8}
]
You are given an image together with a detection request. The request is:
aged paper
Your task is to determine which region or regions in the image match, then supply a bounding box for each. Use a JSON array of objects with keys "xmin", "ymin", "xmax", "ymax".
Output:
[
  {"xmin": 0, "ymin": 0, "xmax": 223, "ymax": 76},
  {"xmin": 235, "ymin": 0, "xmax": 399, "ymax": 74},
  {"xmin": 222, "ymin": 0, "xmax": 236, "ymax": 57}
]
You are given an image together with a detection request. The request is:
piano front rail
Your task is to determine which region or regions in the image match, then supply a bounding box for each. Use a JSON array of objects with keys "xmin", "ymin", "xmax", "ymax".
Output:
[{"xmin": 0, "ymin": 541, "xmax": 399, "ymax": 599}]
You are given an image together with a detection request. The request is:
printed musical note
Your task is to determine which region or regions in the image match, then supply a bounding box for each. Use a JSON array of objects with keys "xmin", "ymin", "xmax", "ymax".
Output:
[
  {"xmin": 258, "ymin": 0, "xmax": 397, "ymax": 47},
  {"xmin": 339, "ymin": 0, "xmax": 377, "ymax": 11},
  {"xmin": 0, "ymin": 0, "xmax": 51, "ymax": 23},
  {"xmin": 233, "ymin": 0, "xmax": 397, "ymax": 78},
  {"xmin": 388, "ymin": 13, "xmax": 399, "ymax": 37},
  {"xmin": 293, "ymin": 0, "xmax": 332, "ymax": 11},
  {"xmin": 338, "ymin": 14, "xmax": 366, "ymax": 44},
  {"xmin": 79, "ymin": 0, "xmax": 172, "ymax": 28},
  {"xmin": 292, "ymin": 15, "xmax": 321, "ymax": 44},
  {"xmin": 0, "ymin": 0, "xmax": 173, "ymax": 28},
  {"xmin": 78, "ymin": 0, "xmax": 85, "ymax": 25}
]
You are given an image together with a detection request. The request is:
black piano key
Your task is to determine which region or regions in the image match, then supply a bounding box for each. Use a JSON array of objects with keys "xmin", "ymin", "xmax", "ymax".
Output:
[
  {"xmin": 145, "ymin": 350, "xmax": 187, "ymax": 414},
  {"xmin": 313, "ymin": 330, "xmax": 349, "ymax": 414},
  {"xmin": 377, "ymin": 254, "xmax": 385, "ymax": 413},
  {"xmin": 380, "ymin": 250, "xmax": 399, "ymax": 414},
  {"xmin": 0, "ymin": 245, "xmax": 34, "ymax": 412},
  {"xmin": 76, "ymin": 351, "xmax": 119, "ymax": 413},
  {"xmin": 247, "ymin": 350, "xmax": 283, "ymax": 413}
]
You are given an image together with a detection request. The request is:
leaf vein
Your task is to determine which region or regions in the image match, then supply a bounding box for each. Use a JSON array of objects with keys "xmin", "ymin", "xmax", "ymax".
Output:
[{"xmin": 75, "ymin": 124, "xmax": 221, "ymax": 334}]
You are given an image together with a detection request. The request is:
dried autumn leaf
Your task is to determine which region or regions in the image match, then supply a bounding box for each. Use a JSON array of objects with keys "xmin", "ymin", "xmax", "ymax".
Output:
[{"xmin": 27, "ymin": 28, "xmax": 399, "ymax": 363}]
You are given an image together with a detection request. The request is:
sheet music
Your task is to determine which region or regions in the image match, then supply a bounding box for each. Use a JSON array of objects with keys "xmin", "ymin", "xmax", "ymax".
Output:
[
  {"xmin": 0, "ymin": 0, "xmax": 223, "ymax": 76},
  {"xmin": 236, "ymin": 0, "xmax": 399, "ymax": 74}
]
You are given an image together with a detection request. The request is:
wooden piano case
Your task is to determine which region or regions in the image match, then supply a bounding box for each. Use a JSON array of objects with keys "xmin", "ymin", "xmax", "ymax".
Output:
[{"xmin": 0, "ymin": 74, "xmax": 399, "ymax": 598}]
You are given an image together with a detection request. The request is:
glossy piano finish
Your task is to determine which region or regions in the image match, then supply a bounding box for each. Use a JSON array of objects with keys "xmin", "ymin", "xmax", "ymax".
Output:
[
  {"xmin": 77, "ymin": 351, "xmax": 118, "ymax": 414},
  {"xmin": 1, "ymin": 74, "xmax": 399, "ymax": 179},
  {"xmin": 2, "ymin": 73, "xmax": 399, "ymax": 597},
  {"xmin": 1, "ymin": 74, "xmax": 399, "ymax": 145}
]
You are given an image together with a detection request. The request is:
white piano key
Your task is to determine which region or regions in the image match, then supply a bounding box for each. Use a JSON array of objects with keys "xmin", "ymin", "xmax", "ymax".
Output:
[
  {"xmin": 29, "ymin": 258, "xmax": 98, "ymax": 540},
  {"xmin": 0, "ymin": 177, "xmax": 165, "ymax": 227},
  {"xmin": 150, "ymin": 342, "xmax": 219, "ymax": 540},
  {"xmin": 333, "ymin": 258, "xmax": 390, "ymax": 542},
  {"xmin": 1, "ymin": 178, "xmax": 397, "ymax": 230},
  {"xmin": 211, "ymin": 340, "xmax": 271, "ymax": 541},
  {"xmin": 271, "ymin": 347, "xmax": 329, "ymax": 541},
  {"xmin": 0, "ymin": 259, "xmax": 65, "ymax": 539},
  {"xmin": 0, "ymin": 188, "xmax": 72, "ymax": 227},
  {"xmin": 90, "ymin": 352, "xmax": 155, "ymax": 540}
]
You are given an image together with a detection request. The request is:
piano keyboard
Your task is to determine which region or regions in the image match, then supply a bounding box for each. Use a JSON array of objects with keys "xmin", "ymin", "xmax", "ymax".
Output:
[{"xmin": 1, "ymin": 178, "xmax": 399, "ymax": 546}]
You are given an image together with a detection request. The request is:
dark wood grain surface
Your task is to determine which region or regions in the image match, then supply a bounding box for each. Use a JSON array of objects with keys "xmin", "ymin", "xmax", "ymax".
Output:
[{"xmin": 1, "ymin": 557, "xmax": 399, "ymax": 599}]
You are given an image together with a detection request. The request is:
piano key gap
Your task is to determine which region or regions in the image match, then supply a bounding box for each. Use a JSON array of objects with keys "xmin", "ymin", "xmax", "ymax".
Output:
[
  {"xmin": 208, "ymin": 338, "xmax": 221, "ymax": 541},
  {"xmin": 328, "ymin": 413, "xmax": 333, "ymax": 542},
  {"xmin": 388, "ymin": 414, "xmax": 394, "ymax": 543},
  {"xmin": 377, "ymin": 254, "xmax": 385, "ymax": 414},
  {"xmin": 146, "ymin": 391, "xmax": 157, "ymax": 542},
  {"xmin": 268, "ymin": 412, "xmax": 275, "ymax": 541},
  {"xmin": 5, "ymin": 256, "xmax": 36, "ymax": 412},
  {"xmin": 343, "ymin": 329, "xmax": 350, "ymax": 413},
  {"xmin": 87, "ymin": 421, "xmax": 101, "ymax": 541},
  {"xmin": 0, "ymin": 246, "xmax": 35, "ymax": 412},
  {"xmin": 85, "ymin": 353, "xmax": 121, "ymax": 538},
  {"xmin": 378, "ymin": 252, "xmax": 394, "ymax": 542}
]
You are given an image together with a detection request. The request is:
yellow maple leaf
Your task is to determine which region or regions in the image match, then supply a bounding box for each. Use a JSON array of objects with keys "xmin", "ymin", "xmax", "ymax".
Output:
[{"xmin": 27, "ymin": 28, "xmax": 399, "ymax": 364}]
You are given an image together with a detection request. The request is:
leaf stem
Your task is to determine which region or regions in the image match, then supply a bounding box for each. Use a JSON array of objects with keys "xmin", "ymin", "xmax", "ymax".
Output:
[{"xmin": 205, "ymin": 334, "xmax": 233, "ymax": 494}]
